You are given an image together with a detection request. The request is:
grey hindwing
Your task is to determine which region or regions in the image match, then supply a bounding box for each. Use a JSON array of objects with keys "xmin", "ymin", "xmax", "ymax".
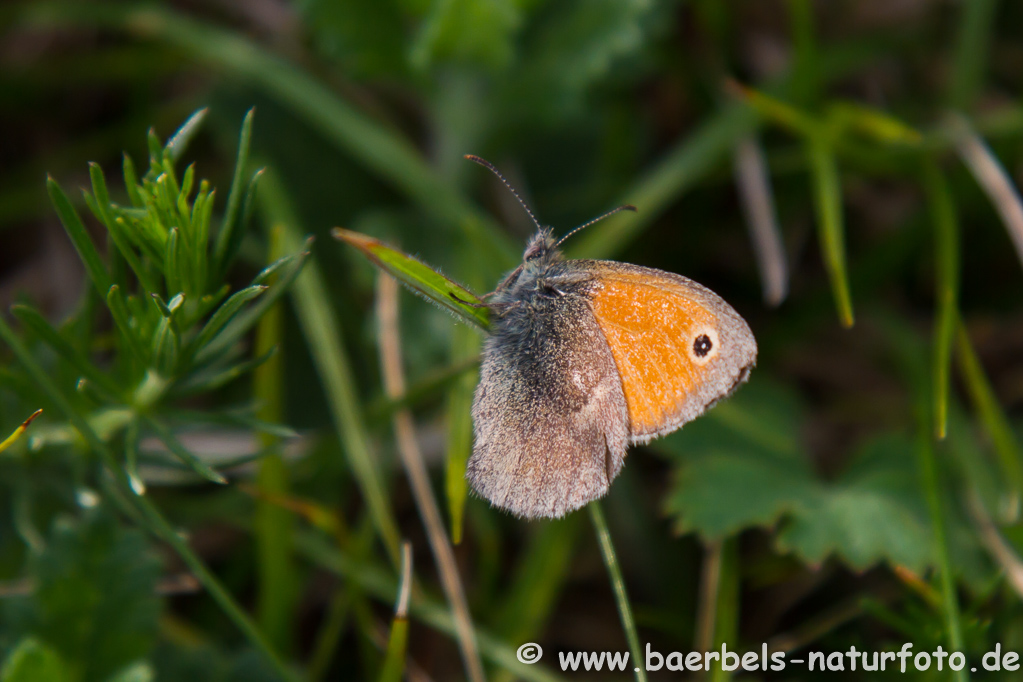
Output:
[{"xmin": 467, "ymin": 289, "xmax": 629, "ymax": 519}]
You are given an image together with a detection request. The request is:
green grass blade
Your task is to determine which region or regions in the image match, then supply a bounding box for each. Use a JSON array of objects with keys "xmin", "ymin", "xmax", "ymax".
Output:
[
  {"xmin": 956, "ymin": 325, "xmax": 1023, "ymax": 495},
  {"xmin": 47, "ymin": 176, "xmax": 113, "ymax": 296},
  {"xmin": 710, "ymin": 539, "xmax": 739, "ymax": 682},
  {"xmin": 807, "ymin": 137, "xmax": 855, "ymax": 328},
  {"xmin": 378, "ymin": 543, "xmax": 413, "ymax": 682},
  {"xmin": 572, "ymin": 104, "xmax": 757, "ymax": 259},
  {"xmin": 445, "ymin": 324, "xmax": 478, "ymax": 543},
  {"xmin": 334, "ymin": 228, "xmax": 490, "ymax": 331},
  {"xmin": 948, "ymin": 0, "xmax": 999, "ymax": 110},
  {"xmin": 589, "ymin": 503, "xmax": 646, "ymax": 682},
  {"xmin": 253, "ymin": 224, "xmax": 296, "ymax": 653},
  {"xmin": 922, "ymin": 162, "xmax": 959, "ymax": 439},
  {"xmin": 214, "ymin": 108, "xmax": 255, "ymax": 277},
  {"xmin": 259, "ymin": 172, "xmax": 402, "ymax": 567}
]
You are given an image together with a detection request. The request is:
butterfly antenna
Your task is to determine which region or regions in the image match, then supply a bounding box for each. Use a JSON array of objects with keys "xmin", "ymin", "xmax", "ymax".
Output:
[
  {"xmin": 464, "ymin": 155, "xmax": 542, "ymax": 231},
  {"xmin": 555, "ymin": 204, "xmax": 637, "ymax": 247}
]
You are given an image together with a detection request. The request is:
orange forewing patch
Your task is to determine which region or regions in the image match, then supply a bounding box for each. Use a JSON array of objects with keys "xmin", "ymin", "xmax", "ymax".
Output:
[{"xmin": 586, "ymin": 272, "xmax": 718, "ymax": 437}]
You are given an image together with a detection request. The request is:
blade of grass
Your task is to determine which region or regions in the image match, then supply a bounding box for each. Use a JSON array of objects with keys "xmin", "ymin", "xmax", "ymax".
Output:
[
  {"xmin": 294, "ymin": 529, "xmax": 568, "ymax": 682},
  {"xmin": 334, "ymin": 229, "xmax": 489, "ymax": 330},
  {"xmin": 376, "ymin": 273, "xmax": 485, "ymax": 682},
  {"xmin": 956, "ymin": 325, "xmax": 1023, "ymax": 495},
  {"xmin": 807, "ymin": 137, "xmax": 855, "ymax": 328},
  {"xmin": 445, "ymin": 324, "xmax": 479, "ymax": 543},
  {"xmin": 254, "ymin": 224, "xmax": 295, "ymax": 654},
  {"xmin": 0, "ymin": 315, "xmax": 298, "ymax": 682},
  {"xmin": 884, "ymin": 316, "xmax": 969, "ymax": 682},
  {"xmin": 165, "ymin": 107, "xmax": 208, "ymax": 162},
  {"xmin": 0, "ymin": 409, "xmax": 43, "ymax": 454},
  {"xmin": 258, "ymin": 170, "xmax": 402, "ymax": 567},
  {"xmin": 571, "ymin": 103, "xmax": 757, "ymax": 259},
  {"xmin": 948, "ymin": 0, "xmax": 999, "ymax": 110},
  {"xmin": 378, "ymin": 542, "xmax": 413, "ymax": 682},
  {"xmin": 922, "ymin": 161, "xmax": 959, "ymax": 439},
  {"xmin": 589, "ymin": 503, "xmax": 646, "ymax": 682},
  {"xmin": 710, "ymin": 539, "xmax": 739, "ymax": 682},
  {"xmin": 141, "ymin": 416, "xmax": 227, "ymax": 485},
  {"xmin": 949, "ymin": 114, "xmax": 1023, "ymax": 272}
]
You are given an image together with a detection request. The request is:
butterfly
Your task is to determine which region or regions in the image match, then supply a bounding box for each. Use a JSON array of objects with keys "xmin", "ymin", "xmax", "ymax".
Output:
[{"xmin": 462, "ymin": 156, "xmax": 757, "ymax": 519}]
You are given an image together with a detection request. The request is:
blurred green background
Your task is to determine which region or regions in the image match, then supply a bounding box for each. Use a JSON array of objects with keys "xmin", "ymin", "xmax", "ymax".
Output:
[{"xmin": 1, "ymin": 0, "xmax": 1023, "ymax": 680}]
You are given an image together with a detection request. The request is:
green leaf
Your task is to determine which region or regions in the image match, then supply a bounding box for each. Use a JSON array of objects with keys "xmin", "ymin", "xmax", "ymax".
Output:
[
  {"xmin": 10, "ymin": 305, "xmax": 122, "ymax": 401},
  {"xmin": 106, "ymin": 286, "xmax": 148, "ymax": 367},
  {"xmin": 1, "ymin": 638, "xmax": 69, "ymax": 682},
  {"xmin": 410, "ymin": 0, "xmax": 520, "ymax": 71},
  {"xmin": 47, "ymin": 177, "xmax": 113, "ymax": 297},
  {"xmin": 214, "ymin": 108, "xmax": 255, "ymax": 277},
  {"xmin": 777, "ymin": 434, "xmax": 933, "ymax": 571},
  {"xmin": 334, "ymin": 228, "xmax": 490, "ymax": 330},
  {"xmin": 188, "ymin": 285, "xmax": 266, "ymax": 358},
  {"xmin": 27, "ymin": 511, "xmax": 161, "ymax": 682},
  {"xmin": 165, "ymin": 107, "xmax": 208, "ymax": 162},
  {"xmin": 807, "ymin": 137, "xmax": 855, "ymax": 328},
  {"xmin": 142, "ymin": 416, "xmax": 227, "ymax": 485}
]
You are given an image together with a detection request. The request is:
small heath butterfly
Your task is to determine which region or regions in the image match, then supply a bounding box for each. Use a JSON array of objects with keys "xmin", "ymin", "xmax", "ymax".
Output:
[{"xmin": 464, "ymin": 156, "xmax": 757, "ymax": 519}]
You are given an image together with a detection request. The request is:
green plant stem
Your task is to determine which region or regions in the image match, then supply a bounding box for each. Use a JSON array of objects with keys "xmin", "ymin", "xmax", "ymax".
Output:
[
  {"xmin": 914, "ymin": 432, "xmax": 968, "ymax": 682},
  {"xmin": 956, "ymin": 326, "xmax": 1023, "ymax": 495},
  {"xmin": 948, "ymin": 0, "xmax": 1000, "ymax": 110},
  {"xmin": 254, "ymin": 225, "xmax": 296, "ymax": 653},
  {"xmin": 589, "ymin": 503, "xmax": 646, "ymax": 682},
  {"xmin": 0, "ymin": 316, "xmax": 299, "ymax": 682},
  {"xmin": 807, "ymin": 136, "xmax": 855, "ymax": 328},
  {"xmin": 710, "ymin": 539, "xmax": 739, "ymax": 682},
  {"xmin": 922, "ymin": 161, "xmax": 959, "ymax": 439}
]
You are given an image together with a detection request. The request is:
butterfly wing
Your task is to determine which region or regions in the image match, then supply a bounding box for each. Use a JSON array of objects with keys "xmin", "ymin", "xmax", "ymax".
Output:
[
  {"xmin": 574, "ymin": 261, "xmax": 757, "ymax": 442},
  {"xmin": 468, "ymin": 290, "xmax": 629, "ymax": 519}
]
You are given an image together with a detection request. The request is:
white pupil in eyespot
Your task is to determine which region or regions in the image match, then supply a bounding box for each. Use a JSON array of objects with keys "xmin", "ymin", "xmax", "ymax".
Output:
[{"xmin": 693, "ymin": 334, "xmax": 713, "ymax": 358}]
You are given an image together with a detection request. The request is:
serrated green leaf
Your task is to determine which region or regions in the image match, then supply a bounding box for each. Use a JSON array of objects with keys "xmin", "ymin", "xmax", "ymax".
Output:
[
  {"xmin": 27, "ymin": 510, "xmax": 161, "ymax": 682},
  {"xmin": 334, "ymin": 228, "xmax": 489, "ymax": 330}
]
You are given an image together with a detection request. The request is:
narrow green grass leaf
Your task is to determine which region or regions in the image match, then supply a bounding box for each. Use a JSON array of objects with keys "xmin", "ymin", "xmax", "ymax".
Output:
[
  {"xmin": 172, "ymin": 347, "xmax": 277, "ymax": 396},
  {"xmin": 165, "ymin": 107, "xmax": 208, "ymax": 161},
  {"xmin": 10, "ymin": 305, "xmax": 123, "ymax": 401},
  {"xmin": 260, "ymin": 173, "xmax": 402, "ymax": 566},
  {"xmin": 378, "ymin": 543, "xmax": 412, "ymax": 682},
  {"xmin": 254, "ymin": 224, "xmax": 296, "ymax": 653},
  {"xmin": 446, "ymin": 324, "xmax": 478, "ymax": 543},
  {"xmin": 47, "ymin": 176, "xmax": 113, "ymax": 296},
  {"xmin": 214, "ymin": 108, "xmax": 255, "ymax": 277},
  {"xmin": 589, "ymin": 503, "xmax": 646, "ymax": 682},
  {"xmin": 826, "ymin": 102, "xmax": 923, "ymax": 145},
  {"xmin": 151, "ymin": 317, "xmax": 179, "ymax": 376},
  {"xmin": 948, "ymin": 0, "xmax": 999, "ymax": 110},
  {"xmin": 922, "ymin": 162, "xmax": 959, "ymax": 439},
  {"xmin": 333, "ymin": 228, "xmax": 489, "ymax": 330},
  {"xmin": 956, "ymin": 326, "xmax": 1023, "ymax": 495},
  {"xmin": 807, "ymin": 138, "xmax": 855, "ymax": 328},
  {"xmin": 572, "ymin": 104, "xmax": 757, "ymax": 259}
]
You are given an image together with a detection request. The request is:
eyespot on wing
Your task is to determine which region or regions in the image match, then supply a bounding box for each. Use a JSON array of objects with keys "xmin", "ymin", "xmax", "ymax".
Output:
[{"xmin": 580, "ymin": 262, "xmax": 757, "ymax": 441}]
